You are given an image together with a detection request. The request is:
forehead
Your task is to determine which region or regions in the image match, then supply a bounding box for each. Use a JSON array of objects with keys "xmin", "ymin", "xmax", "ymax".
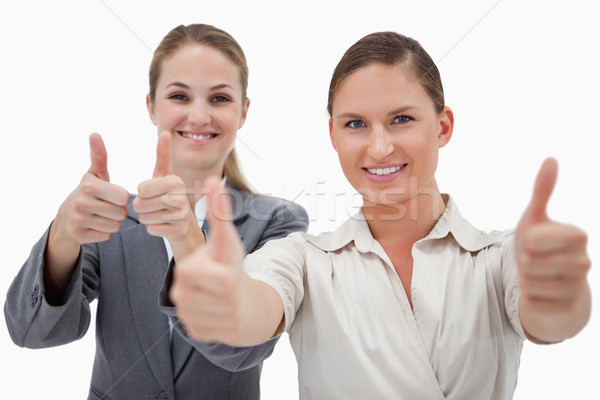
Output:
[
  {"xmin": 157, "ymin": 44, "xmax": 240, "ymax": 88},
  {"xmin": 333, "ymin": 63, "xmax": 433, "ymax": 115}
]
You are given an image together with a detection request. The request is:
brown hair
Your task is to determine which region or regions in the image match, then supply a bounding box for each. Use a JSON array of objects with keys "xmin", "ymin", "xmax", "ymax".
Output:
[
  {"xmin": 149, "ymin": 23, "xmax": 253, "ymax": 193},
  {"xmin": 327, "ymin": 31, "xmax": 444, "ymax": 116}
]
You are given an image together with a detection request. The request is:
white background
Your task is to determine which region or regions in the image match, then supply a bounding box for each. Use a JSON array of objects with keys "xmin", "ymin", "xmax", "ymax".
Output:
[{"xmin": 0, "ymin": 1, "xmax": 598, "ymax": 398}]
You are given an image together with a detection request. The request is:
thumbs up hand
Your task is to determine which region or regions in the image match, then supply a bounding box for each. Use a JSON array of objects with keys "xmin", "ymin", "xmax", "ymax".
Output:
[
  {"xmin": 53, "ymin": 133, "xmax": 130, "ymax": 246},
  {"xmin": 133, "ymin": 132, "xmax": 204, "ymax": 260},
  {"xmin": 169, "ymin": 176, "xmax": 252, "ymax": 345},
  {"xmin": 44, "ymin": 133, "xmax": 130, "ymax": 297},
  {"xmin": 516, "ymin": 158, "xmax": 591, "ymax": 343}
]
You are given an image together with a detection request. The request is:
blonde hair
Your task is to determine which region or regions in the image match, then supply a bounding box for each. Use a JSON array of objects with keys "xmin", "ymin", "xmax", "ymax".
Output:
[{"xmin": 149, "ymin": 23, "xmax": 253, "ymax": 193}]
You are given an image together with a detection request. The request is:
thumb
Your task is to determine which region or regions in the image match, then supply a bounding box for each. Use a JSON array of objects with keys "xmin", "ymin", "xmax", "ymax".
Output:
[
  {"xmin": 519, "ymin": 157, "xmax": 558, "ymax": 228},
  {"xmin": 153, "ymin": 131, "xmax": 173, "ymax": 178},
  {"xmin": 88, "ymin": 133, "xmax": 110, "ymax": 181},
  {"xmin": 204, "ymin": 176, "xmax": 243, "ymax": 264}
]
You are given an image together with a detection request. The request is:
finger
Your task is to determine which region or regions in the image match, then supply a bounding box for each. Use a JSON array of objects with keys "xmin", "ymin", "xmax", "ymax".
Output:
[
  {"xmin": 169, "ymin": 283, "xmax": 238, "ymax": 316},
  {"xmin": 518, "ymin": 222, "xmax": 588, "ymax": 255},
  {"xmin": 84, "ymin": 178, "xmax": 131, "ymax": 207},
  {"xmin": 519, "ymin": 297, "xmax": 575, "ymax": 315},
  {"xmin": 153, "ymin": 131, "xmax": 173, "ymax": 178},
  {"xmin": 204, "ymin": 176, "xmax": 241, "ymax": 263},
  {"xmin": 68, "ymin": 217, "xmax": 121, "ymax": 243},
  {"xmin": 520, "ymin": 157, "xmax": 558, "ymax": 227},
  {"xmin": 521, "ymin": 277, "xmax": 583, "ymax": 302},
  {"xmin": 138, "ymin": 208, "xmax": 188, "ymax": 225},
  {"xmin": 88, "ymin": 133, "xmax": 110, "ymax": 182},
  {"xmin": 518, "ymin": 251, "xmax": 590, "ymax": 279},
  {"xmin": 137, "ymin": 175, "xmax": 186, "ymax": 199},
  {"xmin": 74, "ymin": 230, "xmax": 112, "ymax": 244},
  {"xmin": 133, "ymin": 195, "xmax": 171, "ymax": 214},
  {"xmin": 180, "ymin": 314, "xmax": 238, "ymax": 332},
  {"xmin": 82, "ymin": 215, "xmax": 123, "ymax": 234},
  {"xmin": 175, "ymin": 250, "xmax": 239, "ymax": 297},
  {"xmin": 84, "ymin": 199, "xmax": 128, "ymax": 221}
]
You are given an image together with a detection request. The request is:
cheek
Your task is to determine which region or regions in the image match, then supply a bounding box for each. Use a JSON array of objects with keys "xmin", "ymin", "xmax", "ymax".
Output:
[
  {"xmin": 154, "ymin": 106, "xmax": 180, "ymax": 128},
  {"xmin": 215, "ymin": 108, "xmax": 244, "ymax": 133}
]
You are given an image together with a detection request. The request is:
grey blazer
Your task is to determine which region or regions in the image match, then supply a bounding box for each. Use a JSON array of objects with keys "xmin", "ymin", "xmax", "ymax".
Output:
[{"xmin": 4, "ymin": 185, "xmax": 308, "ymax": 400}]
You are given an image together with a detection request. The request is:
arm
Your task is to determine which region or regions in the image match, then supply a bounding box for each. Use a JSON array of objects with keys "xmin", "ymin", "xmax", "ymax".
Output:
[
  {"xmin": 169, "ymin": 177, "xmax": 285, "ymax": 347},
  {"xmin": 159, "ymin": 256, "xmax": 282, "ymax": 371},
  {"xmin": 159, "ymin": 176, "xmax": 309, "ymax": 368},
  {"xmin": 4, "ymin": 227, "xmax": 101, "ymax": 348},
  {"xmin": 516, "ymin": 158, "xmax": 591, "ymax": 343},
  {"xmin": 44, "ymin": 133, "xmax": 129, "ymax": 300},
  {"xmin": 4, "ymin": 133, "xmax": 129, "ymax": 348}
]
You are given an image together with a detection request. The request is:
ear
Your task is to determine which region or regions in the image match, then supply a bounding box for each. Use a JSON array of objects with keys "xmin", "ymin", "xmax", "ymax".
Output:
[
  {"xmin": 329, "ymin": 119, "xmax": 338, "ymax": 152},
  {"xmin": 146, "ymin": 93, "xmax": 158, "ymax": 126},
  {"xmin": 437, "ymin": 106, "xmax": 454, "ymax": 148},
  {"xmin": 238, "ymin": 98, "xmax": 251, "ymax": 129}
]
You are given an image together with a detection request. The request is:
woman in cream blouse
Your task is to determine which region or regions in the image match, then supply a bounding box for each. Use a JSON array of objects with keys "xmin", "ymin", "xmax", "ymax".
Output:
[{"xmin": 162, "ymin": 31, "xmax": 591, "ymax": 400}]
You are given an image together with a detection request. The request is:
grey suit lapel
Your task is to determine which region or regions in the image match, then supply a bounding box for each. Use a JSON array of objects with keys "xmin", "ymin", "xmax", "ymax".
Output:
[
  {"xmin": 203, "ymin": 184, "xmax": 250, "ymax": 245},
  {"xmin": 168, "ymin": 185, "xmax": 252, "ymax": 376},
  {"xmin": 120, "ymin": 225, "xmax": 175, "ymax": 397},
  {"xmin": 129, "ymin": 185, "xmax": 251, "ymax": 383}
]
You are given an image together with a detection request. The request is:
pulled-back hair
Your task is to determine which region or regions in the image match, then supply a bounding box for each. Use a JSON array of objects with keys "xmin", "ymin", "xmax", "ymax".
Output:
[
  {"xmin": 149, "ymin": 24, "xmax": 253, "ymax": 193},
  {"xmin": 327, "ymin": 32, "xmax": 444, "ymax": 116}
]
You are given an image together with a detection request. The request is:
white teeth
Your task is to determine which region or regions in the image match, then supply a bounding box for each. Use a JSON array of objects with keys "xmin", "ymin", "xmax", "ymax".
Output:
[
  {"xmin": 367, "ymin": 165, "xmax": 403, "ymax": 176},
  {"xmin": 181, "ymin": 132, "xmax": 214, "ymax": 140}
]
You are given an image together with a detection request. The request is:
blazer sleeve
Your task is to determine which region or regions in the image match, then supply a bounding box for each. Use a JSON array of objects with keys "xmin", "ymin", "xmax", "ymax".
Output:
[
  {"xmin": 4, "ymin": 223, "xmax": 100, "ymax": 348},
  {"xmin": 159, "ymin": 196, "xmax": 309, "ymax": 371},
  {"xmin": 252, "ymin": 199, "xmax": 309, "ymax": 251}
]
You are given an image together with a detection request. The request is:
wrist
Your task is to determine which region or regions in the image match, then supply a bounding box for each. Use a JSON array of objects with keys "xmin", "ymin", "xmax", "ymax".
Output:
[{"xmin": 169, "ymin": 223, "xmax": 206, "ymax": 261}]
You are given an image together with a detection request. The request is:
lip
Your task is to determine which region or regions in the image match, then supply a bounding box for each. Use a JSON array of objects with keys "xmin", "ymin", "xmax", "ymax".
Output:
[
  {"xmin": 361, "ymin": 163, "xmax": 407, "ymax": 183},
  {"xmin": 177, "ymin": 130, "xmax": 219, "ymax": 146}
]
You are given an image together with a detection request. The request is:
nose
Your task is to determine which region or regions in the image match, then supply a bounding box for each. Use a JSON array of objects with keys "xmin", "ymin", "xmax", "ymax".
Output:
[
  {"xmin": 188, "ymin": 99, "xmax": 211, "ymax": 127},
  {"xmin": 366, "ymin": 125, "xmax": 394, "ymax": 160}
]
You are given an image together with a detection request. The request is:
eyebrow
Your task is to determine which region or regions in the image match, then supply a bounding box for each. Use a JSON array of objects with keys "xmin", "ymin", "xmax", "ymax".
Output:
[
  {"xmin": 336, "ymin": 106, "xmax": 419, "ymax": 120},
  {"xmin": 165, "ymin": 82, "xmax": 235, "ymax": 91}
]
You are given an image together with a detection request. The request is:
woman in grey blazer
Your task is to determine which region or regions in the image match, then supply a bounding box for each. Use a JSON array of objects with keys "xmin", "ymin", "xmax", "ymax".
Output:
[{"xmin": 4, "ymin": 24, "xmax": 308, "ymax": 400}]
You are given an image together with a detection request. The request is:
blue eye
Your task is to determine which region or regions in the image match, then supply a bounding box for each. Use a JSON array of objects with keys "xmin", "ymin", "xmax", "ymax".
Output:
[
  {"xmin": 345, "ymin": 120, "xmax": 365, "ymax": 129},
  {"xmin": 393, "ymin": 115, "xmax": 413, "ymax": 124}
]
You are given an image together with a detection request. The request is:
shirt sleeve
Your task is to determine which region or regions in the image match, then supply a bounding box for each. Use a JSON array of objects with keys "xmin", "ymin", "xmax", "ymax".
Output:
[
  {"xmin": 500, "ymin": 231, "xmax": 527, "ymax": 340},
  {"xmin": 244, "ymin": 232, "xmax": 307, "ymax": 333}
]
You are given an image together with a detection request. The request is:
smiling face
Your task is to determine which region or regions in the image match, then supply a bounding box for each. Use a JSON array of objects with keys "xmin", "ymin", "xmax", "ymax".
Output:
[
  {"xmin": 329, "ymin": 62, "xmax": 453, "ymax": 207},
  {"xmin": 147, "ymin": 44, "xmax": 249, "ymax": 177}
]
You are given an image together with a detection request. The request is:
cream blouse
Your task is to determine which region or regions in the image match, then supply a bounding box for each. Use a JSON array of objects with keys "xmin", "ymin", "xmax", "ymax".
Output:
[{"xmin": 245, "ymin": 195, "xmax": 525, "ymax": 400}]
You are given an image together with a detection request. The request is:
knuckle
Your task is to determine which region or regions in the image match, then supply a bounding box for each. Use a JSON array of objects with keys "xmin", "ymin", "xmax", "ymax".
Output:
[
  {"xmin": 187, "ymin": 326, "xmax": 204, "ymax": 342},
  {"xmin": 97, "ymin": 232, "xmax": 112, "ymax": 242},
  {"xmin": 70, "ymin": 213, "xmax": 85, "ymax": 227},
  {"xmin": 170, "ymin": 286, "xmax": 182, "ymax": 306},
  {"xmin": 118, "ymin": 207, "xmax": 128, "ymax": 220},
  {"xmin": 79, "ymin": 182, "xmax": 96, "ymax": 196},
  {"xmin": 574, "ymin": 230, "xmax": 588, "ymax": 246},
  {"xmin": 174, "ymin": 263, "xmax": 193, "ymax": 284},
  {"xmin": 516, "ymin": 252, "xmax": 531, "ymax": 270},
  {"xmin": 168, "ymin": 176, "xmax": 186, "ymax": 190},
  {"xmin": 577, "ymin": 256, "xmax": 591, "ymax": 274},
  {"xmin": 72, "ymin": 197, "xmax": 88, "ymax": 213},
  {"xmin": 110, "ymin": 220, "xmax": 122, "ymax": 233}
]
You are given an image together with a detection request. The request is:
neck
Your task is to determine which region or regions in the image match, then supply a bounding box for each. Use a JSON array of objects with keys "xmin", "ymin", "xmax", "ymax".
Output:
[
  {"xmin": 173, "ymin": 164, "xmax": 224, "ymax": 209},
  {"xmin": 363, "ymin": 185, "xmax": 446, "ymax": 246}
]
